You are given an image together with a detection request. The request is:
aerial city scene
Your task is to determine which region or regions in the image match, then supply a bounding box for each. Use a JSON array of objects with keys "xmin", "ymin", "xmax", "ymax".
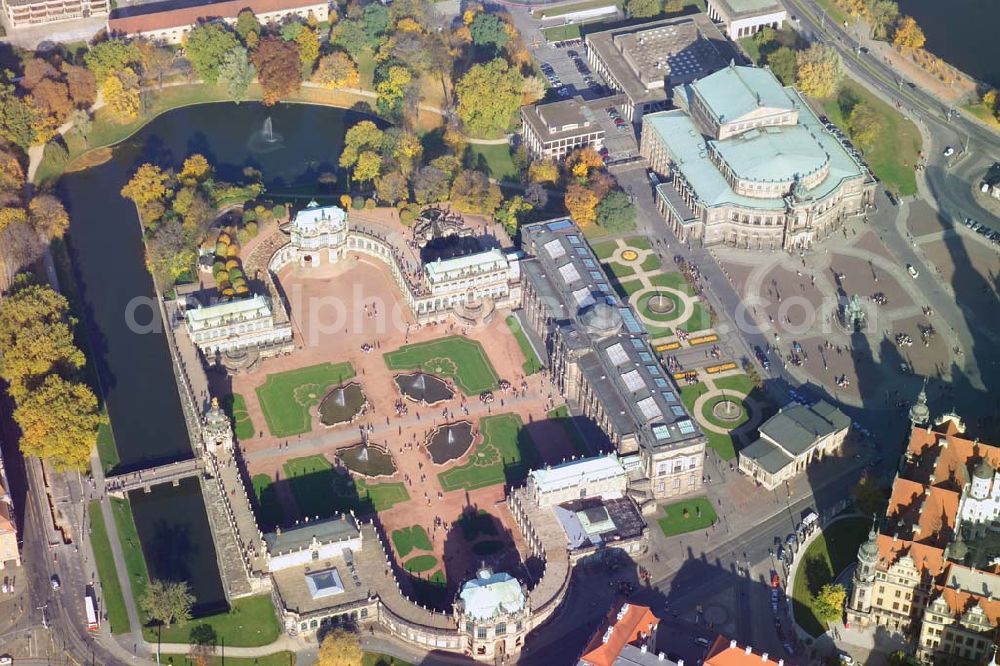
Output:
[{"xmin": 0, "ymin": 0, "xmax": 997, "ymax": 662}]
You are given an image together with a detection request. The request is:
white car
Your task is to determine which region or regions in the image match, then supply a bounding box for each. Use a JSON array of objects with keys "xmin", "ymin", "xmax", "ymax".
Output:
[
  {"xmin": 943, "ymin": 146, "xmax": 955, "ymax": 157},
  {"xmin": 907, "ymin": 264, "xmax": 919, "ymax": 278},
  {"xmin": 0, "ymin": 654, "xmax": 13, "ymax": 665},
  {"xmin": 50, "ymin": 575, "xmax": 60, "ymax": 590}
]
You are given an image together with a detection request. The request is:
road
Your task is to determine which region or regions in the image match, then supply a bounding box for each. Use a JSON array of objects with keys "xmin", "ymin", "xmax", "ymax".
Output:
[{"xmin": 783, "ymin": 0, "xmax": 1000, "ymax": 230}]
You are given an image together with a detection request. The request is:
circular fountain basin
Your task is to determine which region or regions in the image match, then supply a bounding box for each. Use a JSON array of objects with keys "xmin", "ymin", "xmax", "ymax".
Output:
[
  {"xmin": 712, "ymin": 398, "xmax": 745, "ymax": 423},
  {"xmin": 318, "ymin": 383, "xmax": 367, "ymax": 426},
  {"xmin": 339, "ymin": 442, "xmax": 397, "ymax": 477},
  {"xmin": 395, "ymin": 372, "xmax": 454, "ymax": 405},
  {"xmin": 426, "ymin": 421, "xmax": 475, "ymax": 465}
]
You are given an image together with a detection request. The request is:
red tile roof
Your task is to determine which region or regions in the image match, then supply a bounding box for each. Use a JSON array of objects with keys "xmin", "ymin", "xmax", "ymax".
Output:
[
  {"xmin": 580, "ymin": 601, "xmax": 659, "ymax": 666},
  {"xmin": 885, "ymin": 478, "xmax": 958, "ymax": 547},
  {"xmin": 705, "ymin": 636, "xmax": 784, "ymax": 666},
  {"xmin": 876, "ymin": 534, "xmax": 945, "ymax": 580},
  {"xmin": 903, "ymin": 425, "xmax": 1000, "ymax": 491},
  {"xmin": 108, "ymin": 0, "xmax": 322, "ymax": 35}
]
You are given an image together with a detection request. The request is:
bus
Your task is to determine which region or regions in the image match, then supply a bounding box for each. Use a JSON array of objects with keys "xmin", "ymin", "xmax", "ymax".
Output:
[{"xmin": 84, "ymin": 591, "xmax": 99, "ymax": 631}]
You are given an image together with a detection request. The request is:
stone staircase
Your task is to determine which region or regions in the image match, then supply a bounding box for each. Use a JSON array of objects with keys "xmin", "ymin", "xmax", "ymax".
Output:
[
  {"xmin": 200, "ymin": 475, "xmax": 254, "ymax": 599},
  {"xmin": 626, "ymin": 474, "xmax": 656, "ymax": 513}
]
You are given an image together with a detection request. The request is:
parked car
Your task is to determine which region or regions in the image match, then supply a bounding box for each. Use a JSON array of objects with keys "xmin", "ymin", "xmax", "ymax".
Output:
[
  {"xmin": 907, "ymin": 264, "xmax": 919, "ymax": 278},
  {"xmin": 943, "ymin": 146, "xmax": 955, "ymax": 157},
  {"xmin": 50, "ymin": 575, "xmax": 60, "ymax": 590},
  {"xmin": 771, "ymin": 571, "xmax": 781, "ymax": 588},
  {"xmin": 694, "ymin": 637, "xmax": 711, "ymax": 647}
]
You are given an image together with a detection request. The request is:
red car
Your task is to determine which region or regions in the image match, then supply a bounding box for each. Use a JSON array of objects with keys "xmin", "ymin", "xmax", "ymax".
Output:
[{"xmin": 771, "ymin": 571, "xmax": 781, "ymax": 588}]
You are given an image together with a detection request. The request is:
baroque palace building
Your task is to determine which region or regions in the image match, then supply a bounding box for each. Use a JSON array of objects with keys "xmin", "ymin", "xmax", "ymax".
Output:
[
  {"xmin": 847, "ymin": 398, "xmax": 1000, "ymax": 665},
  {"xmin": 641, "ymin": 64, "xmax": 875, "ymax": 250}
]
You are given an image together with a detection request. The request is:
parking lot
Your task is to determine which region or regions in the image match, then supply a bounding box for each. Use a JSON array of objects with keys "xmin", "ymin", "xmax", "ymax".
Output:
[{"xmin": 537, "ymin": 42, "xmax": 639, "ymax": 160}]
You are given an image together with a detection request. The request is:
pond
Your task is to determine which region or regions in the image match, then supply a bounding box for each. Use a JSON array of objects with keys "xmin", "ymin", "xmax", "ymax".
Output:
[
  {"xmin": 59, "ymin": 100, "xmax": 372, "ymax": 609},
  {"xmin": 898, "ymin": 0, "xmax": 1000, "ymax": 88}
]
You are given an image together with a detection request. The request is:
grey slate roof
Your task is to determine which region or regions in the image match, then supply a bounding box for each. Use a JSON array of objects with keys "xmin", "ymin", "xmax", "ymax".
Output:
[
  {"xmin": 758, "ymin": 400, "xmax": 850, "ymax": 457},
  {"xmin": 263, "ymin": 515, "xmax": 360, "ymax": 554},
  {"xmin": 741, "ymin": 437, "xmax": 795, "ymax": 474}
]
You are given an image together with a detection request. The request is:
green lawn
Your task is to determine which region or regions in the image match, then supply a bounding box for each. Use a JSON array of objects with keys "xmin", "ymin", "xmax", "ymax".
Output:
[
  {"xmin": 541, "ymin": 24, "xmax": 582, "ymax": 42},
  {"xmin": 162, "ymin": 653, "xmax": 295, "ymax": 666},
  {"xmin": 357, "ymin": 49, "xmax": 377, "ymax": 89},
  {"xmin": 649, "ymin": 271, "xmax": 695, "ymax": 296},
  {"xmin": 110, "ymin": 497, "xmax": 150, "ymax": 605},
  {"xmin": 283, "ymin": 454, "xmax": 354, "ymax": 519},
  {"xmin": 146, "ymin": 594, "xmax": 281, "ymax": 647},
  {"xmin": 602, "ymin": 261, "xmax": 635, "ymax": 279},
  {"xmin": 251, "ymin": 474, "xmax": 283, "ymax": 531},
  {"xmin": 255, "ymin": 362, "xmax": 356, "ymax": 437},
  {"xmin": 793, "ymin": 517, "xmax": 870, "ymax": 636},
  {"xmin": 223, "ymin": 393, "xmax": 255, "ymax": 440},
  {"xmin": 547, "ymin": 405, "xmax": 590, "ymax": 457},
  {"xmin": 739, "ymin": 37, "xmax": 763, "ymax": 65},
  {"xmin": 438, "ymin": 414, "xmax": 539, "ymax": 491},
  {"xmin": 533, "ymin": 0, "xmax": 621, "ymax": 18},
  {"xmin": 356, "ymin": 479, "xmax": 410, "ymax": 512},
  {"xmin": 364, "ymin": 652, "xmax": 414, "ymax": 666},
  {"xmin": 95, "ymin": 420, "xmax": 120, "ymax": 474},
  {"xmin": 404, "ymin": 554, "xmax": 439, "ymax": 574},
  {"xmin": 682, "ymin": 301, "xmax": 711, "ymax": 333},
  {"xmin": 466, "ymin": 144, "xmax": 518, "ymax": 181},
  {"xmin": 713, "ymin": 373, "xmax": 755, "ymax": 395},
  {"xmin": 590, "ymin": 240, "xmax": 619, "ymax": 260},
  {"xmin": 963, "ymin": 102, "xmax": 1000, "ymax": 130},
  {"xmin": 636, "ymin": 291, "xmax": 684, "ymax": 323},
  {"xmin": 392, "ymin": 525, "xmax": 433, "ymax": 558},
  {"xmin": 820, "ymin": 79, "xmax": 921, "ymax": 196},
  {"xmin": 640, "ymin": 253, "xmax": 662, "ymax": 272},
  {"xmin": 626, "ymin": 237, "xmax": 652, "ymax": 251},
  {"xmin": 506, "ymin": 315, "xmax": 543, "ymax": 375},
  {"xmin": 657, "ymin": 497, "xmax": 718, "ymax": 536},
  {"xmin": 89, "ymin": 501, "xmax": 131, "ymax": 634},
  {"xmin": 383, "ymin": 336, "xmax": 498, "ymax": 395},
  {"xmin": 813, "ymin": 0, "xmax": 849, "ymax": 26},
  {"xmin": 679, "ymin": 382, "xmax": 709, "ymax": 414}
]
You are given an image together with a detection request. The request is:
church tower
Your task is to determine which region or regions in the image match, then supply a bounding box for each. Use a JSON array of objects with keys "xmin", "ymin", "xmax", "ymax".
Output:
[
  {"xmin": 847, "ymin": 517, "xmax": 880, "ymax": 627},
  {"xmin": 202, "ymin": 397, "xmax": 234, "ymax": 454},
  {"xmin": 909, "ymin": 379, "xmax": 930, "ymax": 427}
]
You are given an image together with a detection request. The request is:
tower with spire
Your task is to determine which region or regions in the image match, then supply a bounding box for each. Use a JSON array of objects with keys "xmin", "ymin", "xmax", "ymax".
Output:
[
  {"xmin": 908, "ymin": 378, "xmax": 930, "ymax": 427},
  {"xmin": 847, "ymin": 515, "xmax": 880, "ymax": 628},
  {"xmin": 202, "ymin": 396, "xmax": 234, "ymax": 454}
]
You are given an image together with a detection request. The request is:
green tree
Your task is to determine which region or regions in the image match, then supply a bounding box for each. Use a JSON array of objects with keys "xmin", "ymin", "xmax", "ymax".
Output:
[
  {"xmin": 0, "ymin": 280, "xmax": 85, "ymax": 400},
  {"xmin": 494, "ymin": 195, "xmax": 533, "ymax": 236},
  {"xmin": 329, "ymin": 20, "xmax": 369, "ymax": 60},
  {"xmin": 375, "ymin": 65, "xmax": 413, "ymax": 117},
  {"xmin": 185, "ymin": 23, "xmax": 240, "ymax": 84},
  {"xmin": 252, "ymin": 37, "xmax": 302, "ymax": 105},
  {"xmin": 868, "ymin": 0, "xmax": 899, "ymax": 40},
  {"xmin": 296, "ymin": 27, "xmax": 321, "ymax": 71},
  {"xmin": 139, "ymin": 579, "xmax": 195, "ymax": 628},
  {"xmin": 626, "ymin": 0, "xmax": 661, "ymax": 18},
  {"xmin": 813, "ymin": 583, "xmax": 846, "ymax": 624},
  {"xmin": 234, "ymin": 9, "xmax": 261, "ymax": 43},
  {"xmin": 317, "ymin": 627, "xmax": 363, "ymax": 666},
  {"xmin": 375, "ymin": 171, "xmax": 408, "ymax": 204},
  {"xmin": 0, "ymin": 78, "xmax": 41, "ymax": 149},
  {"xmin": 14, "ymin": 373, "xmax": 99, "ymax": 470},
  {"xmin": 70, "ymin": 108, "xmax": 93, "ymax": 147},
  {"xmin": 353, "ymin": 150, "xmax": 382, "ymax": 183},
  {"xmin": 456, "ymin": 59, "xmax": 523, "ymax": 137},
  {"xmin": 847, "ymin": 101, "xmax": 884, "ymax": 151},
  {"xmin": 767, "ymin": 47, "xmax": 798, "ymax": 85},
  {"xmin": 851, "ymin": 475, "xmax": 888, "ymax": 515},
  {"xmin": 279, "ymin": 21, "xmax": 304, "ymax": 42},
  {"xmin": 218, "ymin": 47, "xmax": 255, "ymax": 102},
  {"xmin": 470, "ymin": 13, "xmax": 510, "ymax": 47},
  {"xmin": 596, "ymin": 190, "xmax": 636, "ymax": 232},
  {"xmin": 84, "ymin": 39, "xmax": 142, "ymax": 84},
  {"xmin": 362, "ymin": 3, "xmax": 390, "ymax": 45},
  {"xmin": 340, "ymin": 121, "xmax": 386, "ymax": 169},
  {"xmin": 795, "ymin": 44, "xmax": 843, "ymax": 98},
  {"xmin": 449, "ymin": 169, "xmax": 501, "ymax": 215}
]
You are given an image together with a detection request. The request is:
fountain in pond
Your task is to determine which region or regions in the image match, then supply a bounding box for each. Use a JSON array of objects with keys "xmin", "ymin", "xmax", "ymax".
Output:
[
  {"xmin": 248, "ymin": 115, "xmax": 284, "ymax": 153},
  {"xmin": 318, "ymin": 383, "xmax": 367, "ymax": 427},
  {"xmin": 395, "ymin": 372, "xmax": 453, "ymax": 405},
  {"xmin": 339, "ymin": 439, "xmax": 395, "ymax": 477},
  {"xmin": 426, "ymin": 421, "xmax": 475, "ymax": 464}
]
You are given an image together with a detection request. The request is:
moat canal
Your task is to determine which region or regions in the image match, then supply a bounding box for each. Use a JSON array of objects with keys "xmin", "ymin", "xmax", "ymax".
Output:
[{"xmin": 60, "ymin": 101, "xmax": 363, "ymax": 609}]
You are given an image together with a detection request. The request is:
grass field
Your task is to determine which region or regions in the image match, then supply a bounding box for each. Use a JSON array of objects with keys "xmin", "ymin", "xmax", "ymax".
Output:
[
  {"xmin": 283, "ymin": 455, "xmax": 343, "ymax": 519},
  {"xmin": 147, "ymin": 594, "xmax": 281, "ymax": 647},
  {"xmin": 383, "ymin": 336, "xmax": 498, "ymax": 395},
  {"xmin": 466, "ymin": 144, "xmax": 518, "ymax": 181},
  {"xmin": 813, "ymin": 0, "xmax": 848, "ymax": 26},
  {"xmin": 963, "ymin": 102, "xmax": 1000, "ymax": 130},
  {"xmin": 793, "ymin": 517, "xmax": 869, "ymax": 636},
  {"xmin": 256, "ymin": 362, "xmax": 356, "ymax": 437},
  {"xmin": 602, "ymin": 260, "xmax": 635, "ymax": 279},
  {"xmin": 547, "ymin": 405, "xmax": 590, "ymax": 457},
  {"xmin": 678, "ymin": 383, "xmax": 738, "ymax": 459},
  {"xmin": 640, "ymin": 253, "xmax": 662, "ymax": 272},
  {"xmin": 438, "ymin": 414, "xmax": 539, "ymax": 491},
  {"xmin": 649, "ymin": 271, "xmax": 695, "ymax": 296},
  {"xmin": 657, "ymin": 497, "xmax": 718, "ymax": 536},
  {"xmin": 89, "ymin": 501, "xmax": 131, "ymax": 634},
  {"xmin": 251, "ymin": 474, "xmax": 283, "ymax": 531},
  {"xmin": 223, "ymin": 393, "xmax": 255, "ymax": 440},
  {"xmin": 356, "ymin": 479, "xmax": 410, "ymax": 512},
  {"xmin": 96, "ymin": 421, "xmax": 120, "ymax": 474},
  {"xmin": 820, "ymin": 79, "xmax": 921, "ymax": 196},
  {"xmin": 533, "ymin": 0, "xmax": 621, "ymax": 18},
  {"xmin": 541, "ymin": 24, "xmax": 582, "ymax": 42},
  {"xmin": 162, "ymin": 652, "xmax": 295, "ymax": 666},
  {"xmin": 506, "ymin": 315, "xmax": 543, "ymax": 375},
  {"xmin": 110, "ymin": 497, "xmax": 150, "ymax": 606},
  {"xmin": 713, "ymin": 373, "xmax": 755, "ymax": 395},
  {"xmin": 404, "ymin": 554, "xmax": 439, "ymax": 574},
  {"xmin": 392, "ymin": 525, "xmax": 433, "ymax": 558}
]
